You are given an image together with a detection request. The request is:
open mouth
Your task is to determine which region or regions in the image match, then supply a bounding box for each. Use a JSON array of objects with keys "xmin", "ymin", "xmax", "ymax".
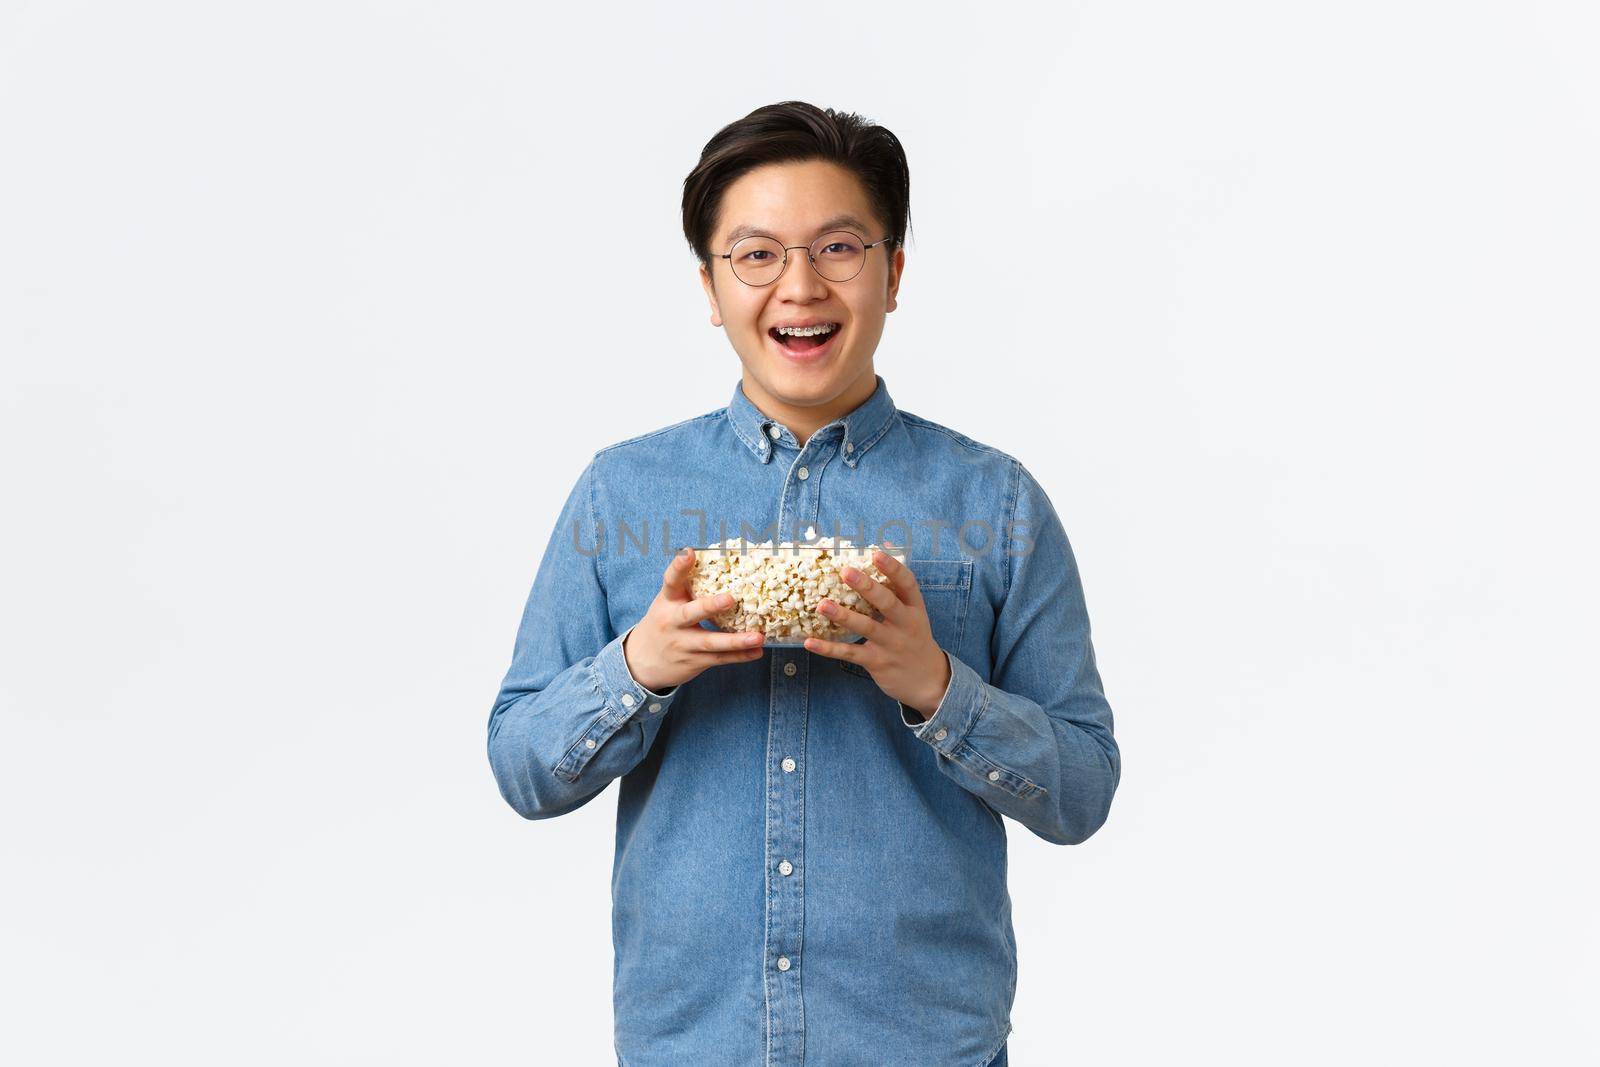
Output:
[{"xmin": 768, "ymin": 322, "xmax": 842, "ymax": 357}]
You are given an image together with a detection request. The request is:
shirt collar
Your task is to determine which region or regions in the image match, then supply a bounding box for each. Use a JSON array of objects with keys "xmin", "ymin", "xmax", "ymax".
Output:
[{"xmin": 727, "ymin": 374, "xmax": 899, "ymax": 469}]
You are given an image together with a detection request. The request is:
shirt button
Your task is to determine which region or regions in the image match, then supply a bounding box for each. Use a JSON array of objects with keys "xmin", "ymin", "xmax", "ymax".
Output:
[
  {"xmin": 768, "ymin": 425, "xmax": 782, "ymax": 440},
  {"xmin": 845, "ymin": 441, "xmax": 854, "ymax": 453},
  {"xmin": 988, "ymin": 770, "xmax": 1001, "ymax": 782},
  {"xmin": 585, "ymin": 738, "xmax": 597, "ymax": 749},
  {"xmin": 778, "ymin": 860, "xmax": 793, "ymax": 876},
  {"xmin": 777, "ymin": 956, "xmax": 791, "ymax": 972},
  {"xmin": 649, "ymin": 702, "xmax": 662, "ymax": 713},
  {"xmin": 797, "ymin": 466, "xmax": 809, "ymax": 480},
  {"xmin": 783, "ymin": 661, "xmax": 797, "ymax": 676},
  {"xmin": 620, "ymin": 694, "xmax": 635, "ymax": 708},
  {"xmin": 782, "ymin": 757, "xmax": 796, "ymax": 773},
  {"xmin": 934, "ymin": 728, "xmax": 948, "ymax": 740}
]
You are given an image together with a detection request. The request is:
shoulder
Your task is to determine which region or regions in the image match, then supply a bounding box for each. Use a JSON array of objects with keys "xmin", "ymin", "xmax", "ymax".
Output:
[
  {"xmin": 893, "ymin": 410, "xmax": 1065, "ymax": 524},
  {"xmin": 592, "ymin": 407, "xmax": 727, "ymax": 461},
  {"xmin": 579, "ymin": 407, "xmax": 736, "ymax": 506},
  {"xmin": 895, "ymin": 409, "xmax": 1022, "ymax": 473},
  {"xmin": 579, "ymin": 407, "xmax": 729, "ymax": 487}
]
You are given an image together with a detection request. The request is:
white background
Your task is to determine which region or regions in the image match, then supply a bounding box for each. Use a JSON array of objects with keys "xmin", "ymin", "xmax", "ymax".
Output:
[{"xmin": 3, "ymin": 2, "xmax": 1596, "ymax": 1064}]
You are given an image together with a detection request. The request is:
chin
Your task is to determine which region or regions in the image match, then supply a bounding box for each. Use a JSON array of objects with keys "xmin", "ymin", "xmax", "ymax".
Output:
[{"xmin": 768, "ymin": 355, "xmax": 855, "ymax": 389}]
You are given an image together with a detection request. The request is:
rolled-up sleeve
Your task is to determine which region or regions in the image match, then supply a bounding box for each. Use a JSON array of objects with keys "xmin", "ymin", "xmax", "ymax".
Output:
[
  {"xmin": 896, "ymin": 460, "xmax": 1120, "ymax": 845},
  {"xmin": 486, "ymin": 457, "xmax": 680, "ymax": 820}
]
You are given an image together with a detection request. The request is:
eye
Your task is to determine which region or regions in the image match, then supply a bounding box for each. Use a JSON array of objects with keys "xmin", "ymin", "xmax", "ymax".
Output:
[{"xmin": 742, "ymin": 250, "xmax": 775, "ymax": 262}]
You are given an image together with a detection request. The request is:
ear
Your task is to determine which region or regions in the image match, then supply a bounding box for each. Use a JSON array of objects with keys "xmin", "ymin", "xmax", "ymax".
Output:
[
  {"xmin": 699, "ymin": 262, "xmax": 724, "ymax": 327},
  {"xmin": 885, "ymin": 244, "xmax": 906, "ymax": 314}
]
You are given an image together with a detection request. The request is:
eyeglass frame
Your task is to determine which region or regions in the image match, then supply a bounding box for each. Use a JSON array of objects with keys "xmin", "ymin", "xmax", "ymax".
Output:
[{"xmin": 711, "ymin": 230, "xmax": 898, "ymax": 287}]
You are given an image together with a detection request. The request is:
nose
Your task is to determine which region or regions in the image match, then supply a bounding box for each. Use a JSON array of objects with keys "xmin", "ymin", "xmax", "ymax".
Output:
[{"xmin": 773, "ymin": 245, "xmax": 830, "ymax": 302}]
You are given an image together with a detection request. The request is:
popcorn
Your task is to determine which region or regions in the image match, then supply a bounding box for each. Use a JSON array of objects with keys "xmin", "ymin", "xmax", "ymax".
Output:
[{"xmin": 689, "ymin": 536, "xmax": 903, "ymax": 644}]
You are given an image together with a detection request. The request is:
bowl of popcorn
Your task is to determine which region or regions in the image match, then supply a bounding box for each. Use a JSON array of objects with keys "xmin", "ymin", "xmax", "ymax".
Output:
[{"xmin": 689, "ymin": 535, "xmax": 907, "ymax": 647}]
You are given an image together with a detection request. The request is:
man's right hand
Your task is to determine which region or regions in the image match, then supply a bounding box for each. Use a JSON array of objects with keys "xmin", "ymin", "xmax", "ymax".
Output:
[{"xmin": 622, "ymin": 547, "xmax": 766, "ymax": 693}]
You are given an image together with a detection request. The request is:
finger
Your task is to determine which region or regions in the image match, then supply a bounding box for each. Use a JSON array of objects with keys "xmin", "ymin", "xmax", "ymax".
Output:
[
  {"xmin": 708, "ymin": 647, "xmax": 768, "ymax": 665},
  {"xmin": 871, "ymin": 546, "xmax": 922, "ymax": 608},
  {"xmin": 802, "ymin": 635, "xmax": 868, "ymax": 666},
  {"xmin": 679, "ymin": 590, "xmax": 737, "ymax": 627},
  {"xmin": 686, "ymin": 629, "xmax": 767, "ymax": 652},
  {"xmin": 660, "ymin": 546, "xmax": 699, "ymax": 600},
  {"xmin": 838, "ymin": 563, "xmax": 904, "ymax": 620},
  {"xmin": 815, "ymin": 597, "xmax": 882, "ymax": 639}
]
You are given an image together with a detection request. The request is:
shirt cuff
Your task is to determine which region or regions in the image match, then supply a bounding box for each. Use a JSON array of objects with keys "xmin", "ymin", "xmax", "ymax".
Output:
[
  {"xmin": 590, "ymin": 623, "xmax": 679, "ymax": 719},
  {"xmin": 898, "ymin": 649, "xmax": 986, "ymax": 754}
]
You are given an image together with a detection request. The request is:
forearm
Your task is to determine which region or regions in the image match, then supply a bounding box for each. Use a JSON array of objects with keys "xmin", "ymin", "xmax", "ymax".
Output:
[
  {"xmin": 488, "ymin": 626, "xmax": 678, "ymax": 819},
  {"xmin": 901, "ymin": 649, "xmax": 1120, "ymax": 845}
]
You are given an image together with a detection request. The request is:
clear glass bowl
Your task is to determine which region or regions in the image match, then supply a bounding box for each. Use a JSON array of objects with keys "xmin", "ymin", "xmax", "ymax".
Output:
[{"xmin": 687, "ymin": 542, "xmax": 909, "ymax": 648}]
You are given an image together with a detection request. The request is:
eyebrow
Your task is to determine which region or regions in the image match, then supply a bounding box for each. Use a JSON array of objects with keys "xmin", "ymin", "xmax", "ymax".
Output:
[{"xmin": 722, "ymin": 214, "xmax": 877, "ymax": 245}]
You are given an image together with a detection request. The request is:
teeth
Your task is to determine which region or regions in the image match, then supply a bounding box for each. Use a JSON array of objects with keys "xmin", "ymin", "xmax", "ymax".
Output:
[{"xmin": 775, "ymin": 323, "xmax": 838, "ymax": 337}]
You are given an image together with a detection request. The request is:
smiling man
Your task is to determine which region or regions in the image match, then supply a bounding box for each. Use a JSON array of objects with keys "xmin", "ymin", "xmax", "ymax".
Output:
[{"xmin": 487, "ymin": 101, "xmax": 1121, "ymax": 1067}]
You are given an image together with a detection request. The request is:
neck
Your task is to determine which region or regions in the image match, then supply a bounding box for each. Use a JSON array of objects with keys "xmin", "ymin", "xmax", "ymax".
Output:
[{"xmin": 742, "ymin": 365, "xmax": 878, "ymax": 448}]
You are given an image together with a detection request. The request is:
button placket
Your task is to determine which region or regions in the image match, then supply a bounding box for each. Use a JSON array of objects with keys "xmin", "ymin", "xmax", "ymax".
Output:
[
  {"xmin": 774, "ymin": 434, "xmax": 838, "ymax": 567},
  {"xmin": 764, "ymin": 587, "xmax": 809, "ymax": 1050},
  {"xmin": 763, "ymin": 430, "xmax": 844, "ymax": 1057}
]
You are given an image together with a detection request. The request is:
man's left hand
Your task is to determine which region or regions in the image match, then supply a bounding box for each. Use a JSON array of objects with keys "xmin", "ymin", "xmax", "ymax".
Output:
[{"xmin": 804, "ymin": 548, "xmax": 952, "ymax": 719}]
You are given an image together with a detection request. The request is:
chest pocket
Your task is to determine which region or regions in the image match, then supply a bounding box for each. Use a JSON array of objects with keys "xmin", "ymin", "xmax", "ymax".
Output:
[{"xmin": 839, "ymin": 557, "xmax": 973, "ymax": 678}]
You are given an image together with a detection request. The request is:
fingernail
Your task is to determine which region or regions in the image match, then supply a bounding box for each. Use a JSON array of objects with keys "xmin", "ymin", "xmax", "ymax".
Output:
[
  {"xmin": 818, "ymin": 601, "xmax": 834, "ymax": 615},
  {"xmin": 842, "ymin": 567, "xmax": 858, "ymax": 581},
  {"xmin": 745, "ymin": 633, "xmax": 763, "ymax": 645}
]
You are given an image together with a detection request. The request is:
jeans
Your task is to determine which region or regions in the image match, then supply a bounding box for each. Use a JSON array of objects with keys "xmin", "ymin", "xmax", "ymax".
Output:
[{"xmin": 614, "ymin": 1042, "xmax": 1006, "ymax": 1066}]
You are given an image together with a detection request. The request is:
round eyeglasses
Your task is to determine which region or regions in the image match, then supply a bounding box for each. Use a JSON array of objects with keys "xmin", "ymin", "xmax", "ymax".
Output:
[{"xmin": 714, "ymin": 230, "xmax": 896, "ymax": 287}]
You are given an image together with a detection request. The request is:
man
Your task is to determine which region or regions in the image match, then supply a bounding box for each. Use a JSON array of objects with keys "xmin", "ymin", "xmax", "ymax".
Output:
[{"xmin": 487, "ymin": 100, "xmax": 1120, "ymax": 1067}]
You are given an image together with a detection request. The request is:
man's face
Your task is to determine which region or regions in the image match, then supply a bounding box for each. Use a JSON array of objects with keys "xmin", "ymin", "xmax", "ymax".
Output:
[{"xmin": 699, "ymin": 159, "xmax": 905, "ymax": 409}]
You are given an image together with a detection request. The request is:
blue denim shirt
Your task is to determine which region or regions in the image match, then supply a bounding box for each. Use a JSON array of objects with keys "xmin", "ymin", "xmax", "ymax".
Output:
[{"xmin": 487, "ymin": 375, "xmax": 1120, "ymax": 1066}]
